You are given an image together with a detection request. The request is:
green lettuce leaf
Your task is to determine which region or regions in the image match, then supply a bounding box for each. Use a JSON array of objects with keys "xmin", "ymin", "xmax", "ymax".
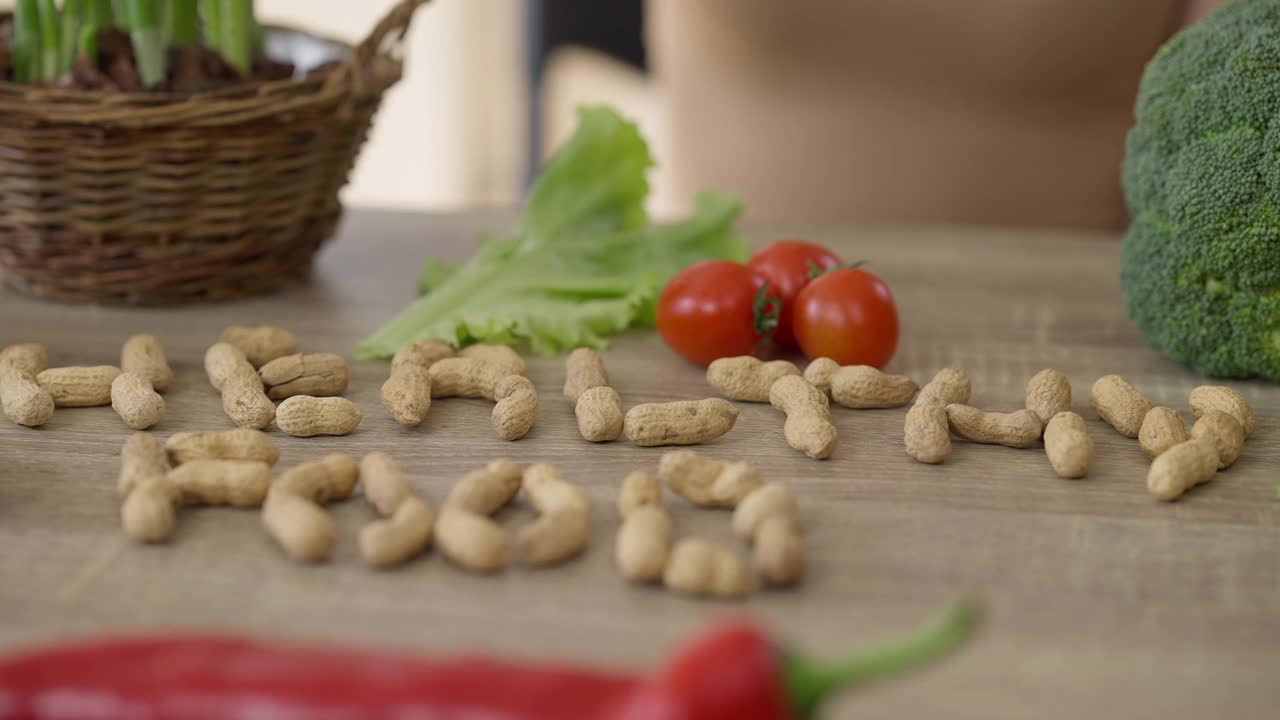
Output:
[
  {"xmin": 357, "ymin": 192, "xmax": 744, "ymax": 358},
  {"xmin": 355, "ymin": 107, "xmax": 747, "ymax": 359},
  {"xmin": 416, "ymin": 257, "xmax": 458, "ymax": 295}
]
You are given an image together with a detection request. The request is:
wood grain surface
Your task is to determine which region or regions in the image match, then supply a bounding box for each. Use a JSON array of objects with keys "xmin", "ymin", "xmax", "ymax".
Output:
[{"xmin": 1, "ymin": 210, "xmax": 1277, "ymax": 719}]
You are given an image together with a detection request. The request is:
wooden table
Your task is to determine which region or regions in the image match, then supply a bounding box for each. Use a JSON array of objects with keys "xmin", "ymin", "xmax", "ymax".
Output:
[{"xmin": 1, "ymin": 211, "xmax": 1277, "ymax": 719}]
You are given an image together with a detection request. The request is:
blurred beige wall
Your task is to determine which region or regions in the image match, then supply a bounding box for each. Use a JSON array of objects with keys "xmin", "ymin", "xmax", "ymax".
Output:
[
  {"xmin": 271, "ymin": 1, "xmax": 672, "ymax": 214},
  {"xmin": 542, "ymin": 47, "xmax": 673, "ymax": 217},
  {"xmin": 3, "ymin": 0, "xmax": 670, "ymax": 213},
  {"xmin": 262, "ymin": 0, "xmax": 527, "ymax": 210}
]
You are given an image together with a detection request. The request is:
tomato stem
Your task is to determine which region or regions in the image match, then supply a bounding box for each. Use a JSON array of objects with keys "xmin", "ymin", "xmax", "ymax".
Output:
[
  {"xmin": 807, "ymin": 260, "xmax": 867, "ymax": 280},
  {"xmin": 752, "ymin": 282, "xmax": 781, "ymax": 352}
]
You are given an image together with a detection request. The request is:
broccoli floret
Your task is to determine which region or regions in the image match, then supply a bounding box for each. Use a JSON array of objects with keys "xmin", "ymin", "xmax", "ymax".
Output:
[{"xmin": 1121, "ymin": 0, "xmax": 1280, "ymax": 381}]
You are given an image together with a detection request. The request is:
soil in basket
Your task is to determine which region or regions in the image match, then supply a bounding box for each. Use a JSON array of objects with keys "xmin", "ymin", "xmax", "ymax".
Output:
[
  {"xmin": 0, "ymin": 22, "xmax": 314, "ymax": 94},
  {"xmin": 0, "ymin": 19, "xmax": 8, "ymax": 81}
]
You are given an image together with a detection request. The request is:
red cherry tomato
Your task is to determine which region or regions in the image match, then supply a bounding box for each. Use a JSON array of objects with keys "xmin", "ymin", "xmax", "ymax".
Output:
[
  {"xmin": 656, "ymin": 261, "xmax": 781, "ymax": 366},
  {"xmin": 793, "ymin": 267, "xmax": 899, "ymax": 368},
  {"xmin": 746, "ymin": 241, "xmax": 841, "ymax": 348}
]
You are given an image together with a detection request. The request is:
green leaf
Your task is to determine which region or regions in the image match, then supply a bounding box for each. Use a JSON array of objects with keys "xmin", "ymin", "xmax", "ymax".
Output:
[
  {"xmin": 59, "ymin": 0, "xmax": 85, "ymax": 77},
  {"xmin": 86, "ymin": 0, "xmax": 114, "ymax": 28},
  {"xmin": 357, "ymin": 106, "xmax": 745, "ymax": 360},
  {"xmin": 126, "ymin": 0, "xmax": 167, "ymax": 87},
  {"xmin": 112, "ymin": 0, "xmax": 129, "ymax": 31},
  {"xmin": 79, "ymin": 24, "xmax": 99, "ymax": 64},
  {"xmin": 356, "ymin": 191, "xmax": 745, "ymax": 359},
  {"xmin": 219, "ymin": 0, "xmax": 253, "ymax": 76},
  {"xmin": 416, "ymin": 257, "xmax": 460, "ymax": 295},
  {"xmin": 13, "ymin": 0, "xmax": 42, "ymax": 84},
  {"xmin": 519, "ymin": 106, "xmax": 652, "ymax": 246},
  {"xmin": 199, "ymin": 0, "xmax": 221, "ymax": 46},
  {"xmin": 165, "ymin": 0, "xmax": 199, "ymax": 48},
  {"xmin": 36, "ymin": 0, "xmax": 60, "ymax": 82},
  {"xmin": 627, "ymin": 192, "xmax": 747, "ymax": 325}
]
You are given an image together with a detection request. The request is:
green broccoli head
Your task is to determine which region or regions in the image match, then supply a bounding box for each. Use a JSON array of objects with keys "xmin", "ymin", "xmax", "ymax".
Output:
[{"xmin": 1121, "ymin": 0, "xmax": 1280, "ymax": 381}]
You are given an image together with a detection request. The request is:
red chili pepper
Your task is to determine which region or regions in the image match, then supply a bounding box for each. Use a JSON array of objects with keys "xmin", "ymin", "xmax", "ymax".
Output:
[{"xmin": 0, "ymin": 602, "xmax": 977, "ymax": 720}]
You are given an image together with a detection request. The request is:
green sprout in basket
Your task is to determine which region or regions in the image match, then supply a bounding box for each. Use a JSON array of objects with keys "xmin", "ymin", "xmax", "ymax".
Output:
[{"xmin": 7, "ymin": 0, "xmax": 264, "ymax": 88}]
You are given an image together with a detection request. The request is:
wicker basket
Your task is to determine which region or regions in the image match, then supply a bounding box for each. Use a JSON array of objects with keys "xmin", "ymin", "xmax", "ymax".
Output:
[{"xmin": 0, "ymin": 0, "xmax": 429, "ymax": 304}]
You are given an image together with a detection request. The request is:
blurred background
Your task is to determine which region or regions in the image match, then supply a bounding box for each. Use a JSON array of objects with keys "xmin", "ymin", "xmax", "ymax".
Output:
[
  {"xmin": 257, "ymin": 0, "xmax": 662, "ymax": 215},
  {"xmin": 0, "ymin": 0, "xmax": 1221, "ymax": 227},
  {"xmin": 249, "ymin": 0, "xmax": 1216, "ymax": 230}
]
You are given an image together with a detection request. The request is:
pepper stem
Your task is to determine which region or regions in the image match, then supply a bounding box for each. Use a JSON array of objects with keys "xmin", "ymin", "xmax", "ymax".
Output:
[{"xmin": 783, "ymin": 601, "xmax": 980, "ymax": 719}]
